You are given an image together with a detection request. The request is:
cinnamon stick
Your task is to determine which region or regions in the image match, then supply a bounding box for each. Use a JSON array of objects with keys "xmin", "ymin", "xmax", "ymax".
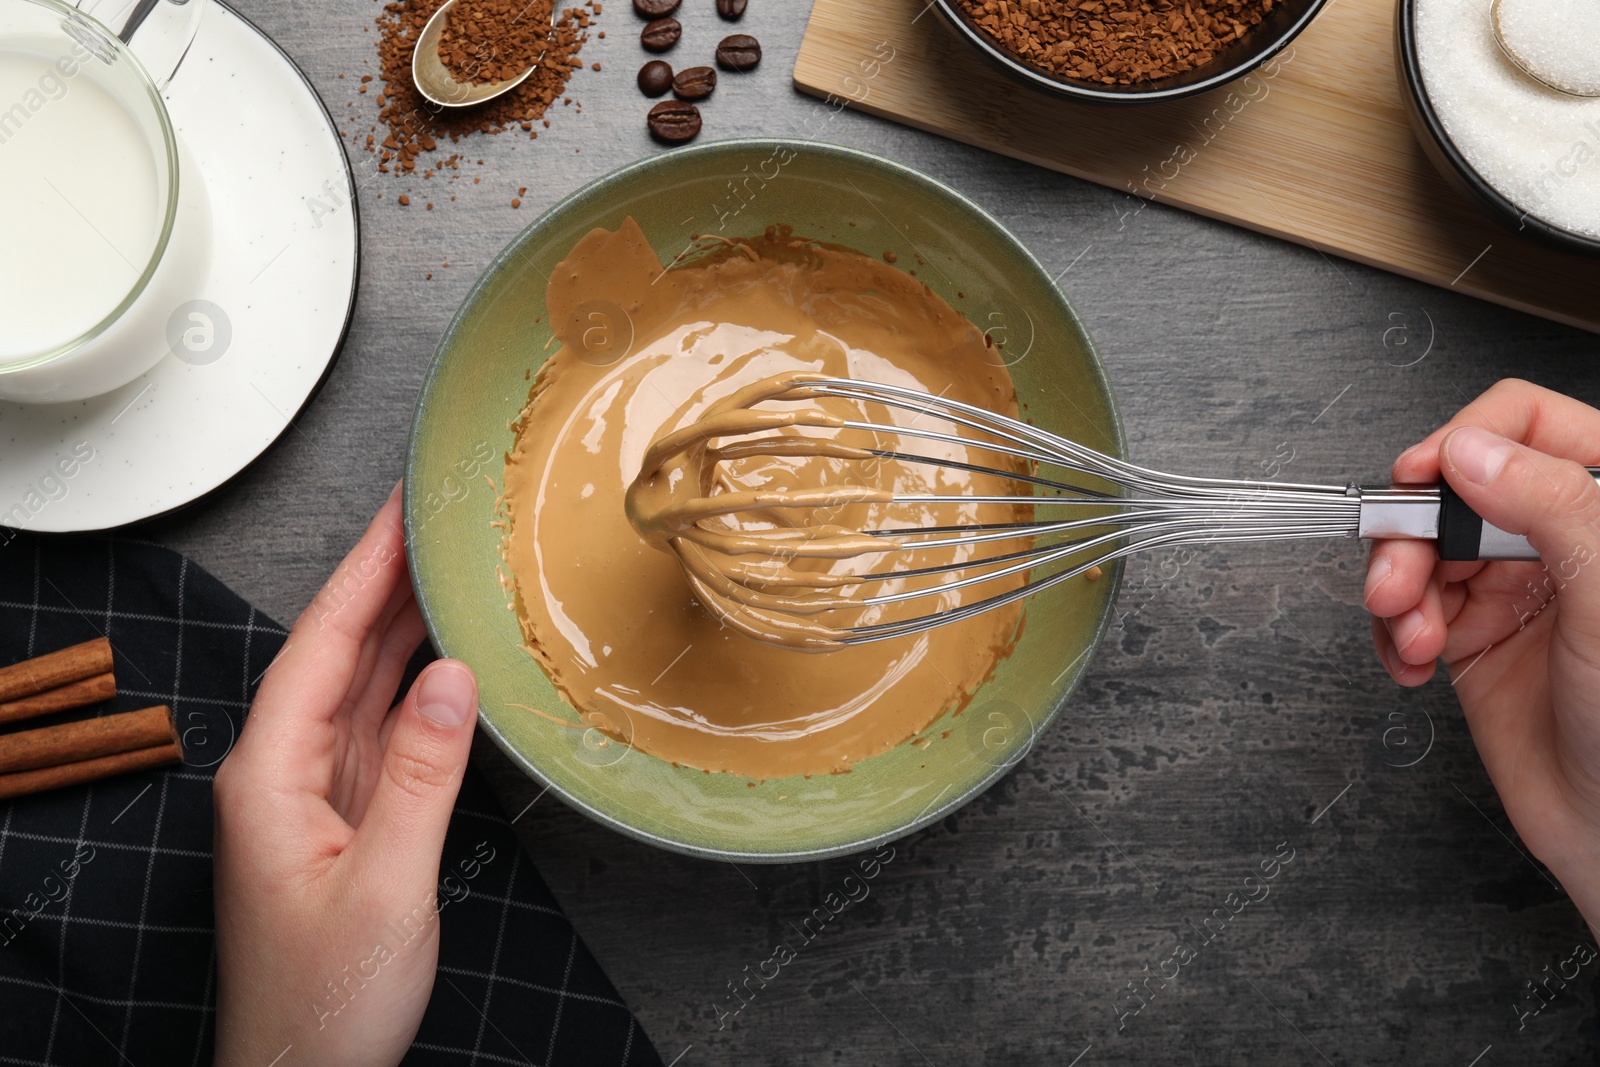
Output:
[
  {"xmin": 0, "ymin": 740, "xmax": 183, "ymax": 801},
  {"xmin": 0, "ymin": 705, "xmax": 177, "ymax": 776},
  {"xmin": 0, "ymin": 672, "xmax": 116, "ymax": 727},
  {"xmin": 0, "ymin": 637, "xmax": 114, "ymax": 703}
]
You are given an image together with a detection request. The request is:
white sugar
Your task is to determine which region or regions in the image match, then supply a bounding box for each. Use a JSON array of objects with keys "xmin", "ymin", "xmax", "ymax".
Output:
[
  {"xmin": 1494, "ymin": 0, "xmax": 1600, "ymax": 96},
  {"xmin": 1417, "ymin": 0, "xmax": 1600, "ymax": 238}
]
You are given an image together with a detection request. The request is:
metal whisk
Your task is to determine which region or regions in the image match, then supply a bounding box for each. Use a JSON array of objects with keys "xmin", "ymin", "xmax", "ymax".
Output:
[{"xmin": 631, "ymin": 373, "xmax": 1573, "ymax": 649}]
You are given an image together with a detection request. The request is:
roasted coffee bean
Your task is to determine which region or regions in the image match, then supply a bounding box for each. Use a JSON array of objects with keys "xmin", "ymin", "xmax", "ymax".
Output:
[
  {"xmin": 637, "ymin": 59, "xmax": 674, "ymax": 96},
  {"xmin": 633, "ymin": 0, "xmax": 679, "ymax": 15},
  {"xmin": 647, "ymin": 99, "xmax": 701, "ymax": 143},
  {"xmin": 715, "ymin": 33, "xmax": 762, "ymax": 71},
  {"xmin": 672, "ymin": 65, "xmax": 717, "ymax": 100},
  {"xmin": 716, "ymin": 0, "xmax": 747, "ymax": 19},
  {"xmin": 640, "ymin": 16, "xmax": 681, "ymax": 51}
]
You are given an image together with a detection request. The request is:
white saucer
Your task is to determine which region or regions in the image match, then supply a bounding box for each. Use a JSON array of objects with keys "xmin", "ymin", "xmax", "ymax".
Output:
[{"xmin": 0, "ymin": 0, "xmax": 358, "ymax": 532}]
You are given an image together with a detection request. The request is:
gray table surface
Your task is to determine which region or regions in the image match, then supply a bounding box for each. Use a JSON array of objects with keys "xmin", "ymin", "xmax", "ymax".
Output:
[{"xmin": 155, "ymin": 0, "xmax": 1600, "ymax": 1062}]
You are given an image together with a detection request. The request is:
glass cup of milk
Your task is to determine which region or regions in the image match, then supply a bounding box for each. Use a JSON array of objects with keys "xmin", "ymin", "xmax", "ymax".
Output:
[{"xmin": 0, "ymin": 0, "xmax": 211, "ymax": 404}]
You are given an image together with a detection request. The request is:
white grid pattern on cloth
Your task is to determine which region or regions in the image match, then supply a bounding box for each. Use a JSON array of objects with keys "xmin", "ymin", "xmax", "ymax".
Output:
[
  {"xmin": 0, "ymin": 974, "xmax": 215, "ymax": 1011},
  {"xmin": 410, "ymin": 1043, "xmax": 542, "ymax": 1065},
  {"xmin": 113, "ymin": 559, "xmax": 184, "ymax": 1052},
  {"xmin": 116, "ymin": 767, "xmax": 171, "ymax": 1050},
  {"xmin": 0, "ymin": 535, "xmax": 662, "ymax": 1067},
  {"xmin": 42, "ymin": 787, "xmax": 94, "ymax": 1064},
  {"xmin": 0, "ymin": 599, "xmax": 285, "ymax": 633},
  {"xmin": 435, "ymin": 966, "xmax": 641, "ymax": 1008},
  {"xmin": 188, "ymin": 942, "xmax": 216, "ymax": 1067},
  {"xmin": 1, "ymin": 829, "xmax": 214, "ymax": 858},
  {"xmin": 469, "ymin": 846, "xmax": 524, "ymax": 1064},
  {"xmin": 9, "ymin": 914, "xmax": 212, "ymax": 935},
  {"xmin": 544, "ymin": 931, "xmax": 581, "ymax": 1067}
]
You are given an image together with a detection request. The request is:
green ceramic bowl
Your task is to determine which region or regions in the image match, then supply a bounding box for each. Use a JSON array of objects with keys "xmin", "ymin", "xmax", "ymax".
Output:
[{"xmin": 405, "ymin": 139, "xmax": 1124, "ymax": 863}]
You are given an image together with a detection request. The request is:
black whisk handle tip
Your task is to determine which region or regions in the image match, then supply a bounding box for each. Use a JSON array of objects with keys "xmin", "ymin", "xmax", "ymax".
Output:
[
  {"xmin": 1436, "ymin": 483, "xmax": 1485, "ymax": 561},
  {"xmin": 1437, "ymin": 483, "xmax": 1540, "ymax": 561},
  {"xmin": 1435, "ymin": 467, "xmax": 1600, "ymax": 561}
]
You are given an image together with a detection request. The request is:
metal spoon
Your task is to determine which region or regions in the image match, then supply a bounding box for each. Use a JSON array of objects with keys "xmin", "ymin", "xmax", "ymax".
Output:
[
  {"xmin": 1490, "ymin": 0, "xmax": 1600, "ymax": 97},
  {"xmin": 411, "ymin": 0, "xmax": 556, "ymax": 108}
]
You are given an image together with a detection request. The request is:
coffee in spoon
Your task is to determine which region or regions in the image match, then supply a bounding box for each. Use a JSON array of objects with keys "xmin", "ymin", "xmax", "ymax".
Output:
[{"xmin": 411, "ymin": 0, "xmax": 556, "ymax": 107}]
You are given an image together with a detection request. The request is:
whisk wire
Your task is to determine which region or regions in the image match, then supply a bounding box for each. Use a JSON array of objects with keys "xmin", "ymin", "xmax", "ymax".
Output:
[
  {"xmin": 809, "ymin": 378, "xmax": 1350, "ymax": 499},
  {"xmin": 647, "ymin": 375, "xmax": 1363, "ymax": 646}
]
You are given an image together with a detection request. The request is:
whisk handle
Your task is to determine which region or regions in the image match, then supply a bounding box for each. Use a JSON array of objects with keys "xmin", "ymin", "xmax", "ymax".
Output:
[
  {"xmin": 1440, "ymin": 467, "xmax": 1600, "ymax": 561},
  {"xmin": 1434, "ymin": 482, "xmax": 1531, "ymax": 560},
  {"xmin": 1362, "ymin": 467, "xmax": 1600, "ymax": 562}
]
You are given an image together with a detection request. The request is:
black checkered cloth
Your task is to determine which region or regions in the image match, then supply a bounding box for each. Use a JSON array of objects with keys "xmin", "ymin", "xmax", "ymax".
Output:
[{"xmin": 0, "ymin": 533, "xmax": 662, "ymax": 1067}]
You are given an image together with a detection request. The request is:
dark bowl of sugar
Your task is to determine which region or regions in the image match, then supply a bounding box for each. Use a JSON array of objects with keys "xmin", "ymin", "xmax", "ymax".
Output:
[
  {"xmin": 1396, "ymin": 0, "xmax": 1600, "ymax": 256},
  {"xmin": 931, "ymin": 0, "xmax": 1328, "ymax": 103}
]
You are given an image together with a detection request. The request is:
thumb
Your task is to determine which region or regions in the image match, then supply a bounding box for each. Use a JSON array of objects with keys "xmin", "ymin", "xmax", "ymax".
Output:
[
  {"xmin": 354, "ymin": 659, "xmax": 478, "ymax": 882},
  {"xmin": 1441, "ymin": 425, "xmax": 1600, "ymax": 614}
]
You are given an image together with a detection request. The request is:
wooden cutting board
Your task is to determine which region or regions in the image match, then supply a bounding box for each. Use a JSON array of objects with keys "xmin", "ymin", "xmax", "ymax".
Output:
[{"xmin": 793, "ymin": 0, "xmax": 1600, "ymax": 335}]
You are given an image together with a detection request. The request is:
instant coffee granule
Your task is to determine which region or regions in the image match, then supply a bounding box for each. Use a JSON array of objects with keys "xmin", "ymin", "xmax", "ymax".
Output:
[
  {"xmin": 954, "ymin": 0, "xmax": 1275, "ymax": 84},
  {"xmin": 369, "ymin": 0, "xmax": 597, "ymax": 179},
  {"xmin": 438, "ymin": 0, "xmax": 555, "ymax": 84}
]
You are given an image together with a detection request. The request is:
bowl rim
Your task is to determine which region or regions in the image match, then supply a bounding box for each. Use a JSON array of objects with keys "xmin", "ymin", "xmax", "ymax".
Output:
[
  {"xmin": 1395, "ymin": 0, "xmax": 1600, "ymax": 256},
  {"xmin": 929, "ymin": 0, "xmax": 1330, "ymax": 104},
  {"xmin": 405, "ymin": 137, "xmax": 1128, "ymax": 862}
]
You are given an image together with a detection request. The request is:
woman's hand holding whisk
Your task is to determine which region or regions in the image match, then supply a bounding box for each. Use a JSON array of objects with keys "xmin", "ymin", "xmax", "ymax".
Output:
[{"xmin": 1366, "ymin": 378, "xmax": 1600, "ymax": 934}]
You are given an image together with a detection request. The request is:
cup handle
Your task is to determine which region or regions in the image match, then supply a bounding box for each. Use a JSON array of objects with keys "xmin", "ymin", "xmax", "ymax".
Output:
[{"xmin": 73, "ymin": 0, "xmax": 207, "ymax": 88}]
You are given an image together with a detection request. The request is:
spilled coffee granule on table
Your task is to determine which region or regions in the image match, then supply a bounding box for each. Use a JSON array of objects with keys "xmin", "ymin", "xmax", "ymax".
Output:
[
  {"xmin": 369, "ymin": 0, "xmax": 598, "ymax": 179},
  {"xmin": 953, "ymin": 0, "xmax": 1275, "ymax": 83}
]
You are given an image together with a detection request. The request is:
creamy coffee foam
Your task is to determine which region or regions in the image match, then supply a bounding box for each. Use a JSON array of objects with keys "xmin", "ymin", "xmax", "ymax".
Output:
[{"xmin": 502, "ymin": 218, "xmax": 1028, "ymax": 778}]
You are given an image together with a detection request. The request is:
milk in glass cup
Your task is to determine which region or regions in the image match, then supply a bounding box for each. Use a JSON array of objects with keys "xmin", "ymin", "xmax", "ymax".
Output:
[{"xmin": 0, "ymin": 0, "xmax": 210, "ymax": 403}]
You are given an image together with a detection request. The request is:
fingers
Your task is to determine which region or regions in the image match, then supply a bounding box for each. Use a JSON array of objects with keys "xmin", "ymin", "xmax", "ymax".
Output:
[
  {"xmin": 1386, "ymin": 571, "xmax": 1447, "ymax": 667},
  {"xmin": 1438, "ymin": 562, "xmax": 1556, "ymax": 664},
  {"xmin": 1439, "ymin": 574, "xmax": 1469, "ymax": 626},
  {"xmin": 1391, "ymin": 379, "xmax": 1600, "ymax": 484},
  {"xmin": 1441, "ymin": 426, "xmax": 1600, "ymax": 549},
  {"xmin": 1438, "ymin": 427, "xmax": 1600, "ymax": 649},
  {"xmin": 1371, "ymin": 615, "xmax": 1436, "ymax": 686},
  {"xmin": 1364, "ymin": 539, "xmax": 1436, "ymax": 617},
  {"xmin": 350, "ymin": 660, "xmax": 478, "ymax": 883},
  {"xmin": 1366, "ymin": 544, "xmax": 1502, "ymax": 684},
  {"xmin": 1392, "ymin": 439, "xmax": 1440, "ymax": 484},
  {"xmin": 1368, "ymin": 377, "xmax": 1600, "ymax": 689},
  {"xmin": 327, "ymin": 598, "xmax": 430, "ymax": 828},
  {"xmin": 1365, "ymin": 539, "xmax": 1481, "ymax": 645},
  {"xmin": 349, "ymin": 593, "xmax": 428, "ymax": 739},
  {"xmin": 305, "ymin": 482, "xmax": 408, "ymax": 641},
  {"xmin": 249, "ymin": 487, "xmax": 411, "ymax": 747}
]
